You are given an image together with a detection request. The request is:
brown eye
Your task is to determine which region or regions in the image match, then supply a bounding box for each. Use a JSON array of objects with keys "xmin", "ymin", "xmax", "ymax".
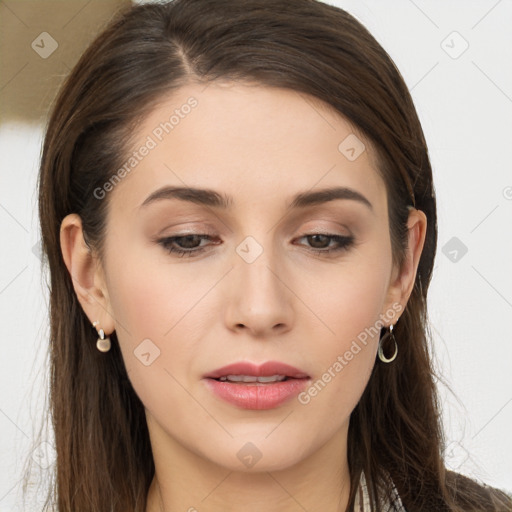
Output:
[
  {"xmin": 174, "ymin": 235, "xmax": 203, "ymax": 249},
  {"xmin": 296, "ymin": 233, "xmax": 355, "ymax": 255},
  {"xmin": 158, "ymin": 234, "xmax": 217, "ymax": 257},
  {"xmin": 306, "ymin": 234, "xmax": 331, "ymax": 249}
]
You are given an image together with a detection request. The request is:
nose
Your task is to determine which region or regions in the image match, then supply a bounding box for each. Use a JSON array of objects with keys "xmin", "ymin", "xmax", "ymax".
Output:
[{"xmin": 224, "ymin": 241, "xmax": 294, "ymax": 338}]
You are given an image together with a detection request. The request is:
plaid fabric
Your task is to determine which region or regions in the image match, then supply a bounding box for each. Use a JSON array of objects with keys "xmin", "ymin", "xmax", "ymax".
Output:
[{"xmin": 354, "ymin": 471, "xmax": 406, "ymax": 511}]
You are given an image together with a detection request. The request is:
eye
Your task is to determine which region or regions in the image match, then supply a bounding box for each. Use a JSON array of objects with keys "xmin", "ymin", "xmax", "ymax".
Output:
[
  {"xmin": 158, "ymin": 234, "xmax": 218, "ymax": 257},
  {"xmin": 296, "ymin": 233, "xmax": 354, "ymax": 254},
  {"xmin": 157, "ymin": 232, "xmax": 354, "ymax": 258}
]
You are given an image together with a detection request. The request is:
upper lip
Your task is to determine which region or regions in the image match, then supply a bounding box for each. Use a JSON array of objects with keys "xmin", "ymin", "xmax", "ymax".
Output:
[{"xmin": 204, "ymin": 361, "xmax": 310, "ymax": 380}]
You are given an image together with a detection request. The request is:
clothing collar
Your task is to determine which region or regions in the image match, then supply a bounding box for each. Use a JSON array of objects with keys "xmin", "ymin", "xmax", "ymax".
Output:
[{"xmin": 354, "ymin": 471, "xmax": 406, "ymax": 511}]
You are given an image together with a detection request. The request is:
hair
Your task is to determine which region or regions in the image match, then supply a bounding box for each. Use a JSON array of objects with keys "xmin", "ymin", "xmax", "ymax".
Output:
[{"xmin": 32, "ymin": 0, "xmax": 512, "ymax": 510}]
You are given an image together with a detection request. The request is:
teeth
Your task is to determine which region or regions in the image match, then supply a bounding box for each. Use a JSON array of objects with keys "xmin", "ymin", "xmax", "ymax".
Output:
[
  {"xmin": 256, "ymin": 375, "xmax": 286, "ymax": 383},
  {"xmin": 218, "ymin": 374, "xmax": 287, "ymax": 383}
]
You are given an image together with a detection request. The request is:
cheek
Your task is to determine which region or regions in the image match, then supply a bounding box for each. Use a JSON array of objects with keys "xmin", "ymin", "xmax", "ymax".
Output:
[
  {"xmin": 104, "ymin": 250, "xmax": 219, "ymax": 400},
  {"xmin": 304, "ymin": 255, "xmax": 391, "ymax": 356},
  {"xmin": 296, "ymin": 250, "xmax": 391, "ymax": 419},
  {"xmin": 105, "ymin": 244, "xmax": 214, "ymax": 344}
]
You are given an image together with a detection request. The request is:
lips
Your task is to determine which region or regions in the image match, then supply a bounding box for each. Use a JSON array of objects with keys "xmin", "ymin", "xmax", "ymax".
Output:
[
  {"xmin": 203, "ymin": 361, "xmax": 310, "ymax": 380},
  {"xmin": 203, "ymin": 361, "xmax": 310, "ymax": 410}
]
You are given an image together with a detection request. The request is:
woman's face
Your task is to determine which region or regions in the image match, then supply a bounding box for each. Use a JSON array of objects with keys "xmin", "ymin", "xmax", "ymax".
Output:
[{"xmin": 85, "ymin": 82, "xmax": 420, "ymax": 472}]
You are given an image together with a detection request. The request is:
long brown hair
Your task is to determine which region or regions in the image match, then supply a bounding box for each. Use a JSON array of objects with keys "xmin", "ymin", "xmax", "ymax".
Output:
[{"xmin": 32, "ymin": 0, "xmax": 511, "ymax": 510}]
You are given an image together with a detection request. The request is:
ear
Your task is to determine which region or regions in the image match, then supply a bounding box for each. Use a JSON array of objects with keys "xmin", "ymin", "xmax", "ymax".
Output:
[
  {"xmin": 383, "ymin": 208, "xmax": 427, "ymax": 322},
  {"xmin": 59, "ymin": 213, "xmax": 115, "ymax": 336}
]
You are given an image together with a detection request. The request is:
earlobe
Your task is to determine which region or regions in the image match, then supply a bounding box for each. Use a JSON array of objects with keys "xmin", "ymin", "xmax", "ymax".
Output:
[{"xmin": 59, "ymin": 214, "xmax": 115, "ymax": 334}]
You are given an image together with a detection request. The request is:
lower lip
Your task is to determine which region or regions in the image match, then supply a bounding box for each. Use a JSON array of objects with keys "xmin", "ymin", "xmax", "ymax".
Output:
[{"xmin": 203, "ymin": 378, "xmax": 309, "ymax": 410}]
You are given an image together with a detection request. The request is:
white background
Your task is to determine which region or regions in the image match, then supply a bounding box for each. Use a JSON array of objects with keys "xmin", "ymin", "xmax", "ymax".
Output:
[{"xmin": 1, "ymin": 0, "xmax": 511, "ymax": 509}]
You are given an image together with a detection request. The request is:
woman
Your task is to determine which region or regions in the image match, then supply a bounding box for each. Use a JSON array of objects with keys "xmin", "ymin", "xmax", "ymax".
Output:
[{"xmin": 34, "ymin": 0, "xmax": 511, "ymax": 510}]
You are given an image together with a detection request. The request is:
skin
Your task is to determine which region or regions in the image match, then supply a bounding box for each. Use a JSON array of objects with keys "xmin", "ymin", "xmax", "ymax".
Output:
[{"xmin": 60, "ymin": 82, "xmax": 426, "ymax": 512}]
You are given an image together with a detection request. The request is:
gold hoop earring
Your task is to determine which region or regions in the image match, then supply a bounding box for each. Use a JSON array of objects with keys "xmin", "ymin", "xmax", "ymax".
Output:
[
  {"xmin": 378, "ymin": 323, "xmax": 397, "ymax": 363},
  {"xmin": 93, "ymin": 321, "xmax": 111, "ymax": 353}
]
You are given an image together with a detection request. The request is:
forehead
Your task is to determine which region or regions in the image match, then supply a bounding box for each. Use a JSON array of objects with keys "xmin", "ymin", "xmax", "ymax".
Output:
[{"xmin": 108, "ymin": 82, "xmax": 386, "ymax": 214}]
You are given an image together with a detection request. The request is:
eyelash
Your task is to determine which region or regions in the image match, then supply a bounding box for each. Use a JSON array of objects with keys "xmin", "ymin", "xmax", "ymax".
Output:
[{"xmin": 157, "ymin": 233, "xmax": 354, "ymax": 258}]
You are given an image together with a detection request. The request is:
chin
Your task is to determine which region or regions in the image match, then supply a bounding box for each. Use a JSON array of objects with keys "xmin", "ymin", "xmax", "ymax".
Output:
[{"xmin": 200, "ymin": 433, "xmax": 314, "ymax": 473}]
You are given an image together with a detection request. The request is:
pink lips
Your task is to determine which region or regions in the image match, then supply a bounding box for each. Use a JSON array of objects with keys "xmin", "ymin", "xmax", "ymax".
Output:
[
  {"xmin": 203, "ymin": 361, "xmax": 310, "ymax": 410},
  {"xmin": 204, "ymin": 361, "xmax": 310, "ymax": 380}
]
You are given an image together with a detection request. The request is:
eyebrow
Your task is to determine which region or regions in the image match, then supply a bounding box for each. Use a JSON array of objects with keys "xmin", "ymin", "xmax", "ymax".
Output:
[{"xmin": 140, "ymin": 185, "xmax": 373, "ymax": 211}]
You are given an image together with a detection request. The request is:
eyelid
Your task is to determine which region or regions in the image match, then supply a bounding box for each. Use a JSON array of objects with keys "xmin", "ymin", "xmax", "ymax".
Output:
[
  {"xmin": 156, "ymin": 232, "xmax": 355, "ymax": 259},
  {"xmin": 156, "ymin": 223, "xmax": 217, "ymax": 235},
  {"xmin": 298, "ymin": 220, "xmax": 352, "ymax": 234}
]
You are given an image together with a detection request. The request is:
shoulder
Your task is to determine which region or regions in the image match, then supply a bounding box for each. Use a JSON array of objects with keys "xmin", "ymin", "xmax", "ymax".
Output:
[
  {"xmin": 355, "ymin": 470, "xmax": 512, "ymax": 511},
  {"xmin": 445, "ymin": 470, "xmax": 512, "ymax": 511}
]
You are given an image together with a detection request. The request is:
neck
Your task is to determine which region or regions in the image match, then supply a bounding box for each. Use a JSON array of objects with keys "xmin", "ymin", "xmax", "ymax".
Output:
[{"xmin": 145, "ymin": 418, "xmax": 351, "ymax": 512}]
